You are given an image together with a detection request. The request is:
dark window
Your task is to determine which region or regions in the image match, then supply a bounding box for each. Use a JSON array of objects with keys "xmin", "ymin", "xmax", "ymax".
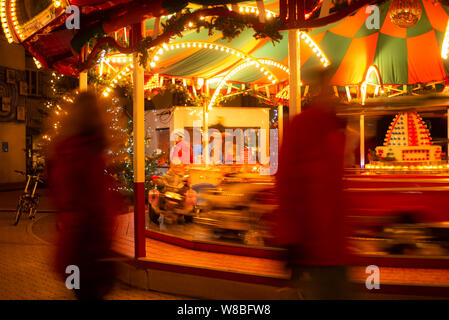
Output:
[{"xmin": 26, "ymin": 70, "xmax": 41, "ymax": 96}]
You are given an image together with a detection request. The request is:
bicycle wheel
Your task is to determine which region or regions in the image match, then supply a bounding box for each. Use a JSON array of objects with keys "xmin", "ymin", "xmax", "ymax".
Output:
[
  {"xmin": 28, "ymin": 206, "xmax": 36, "ymax": 220},
  {"xmin": 13, "ymin": 201, "xmax": 23, "ymax": 226},
  {"xmin": 30, "ymin": 197, "xmax": 40, "ymax": 220}
]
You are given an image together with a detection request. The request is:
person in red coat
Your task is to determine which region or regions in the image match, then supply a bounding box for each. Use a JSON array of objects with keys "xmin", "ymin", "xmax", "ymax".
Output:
[
  {"xmin": 275, "ymin": 85, "xmax": 350, "ymax": 299},
  {"xmin": 47, "ymin": 91, "xmax": 122, "ymax": 300}
]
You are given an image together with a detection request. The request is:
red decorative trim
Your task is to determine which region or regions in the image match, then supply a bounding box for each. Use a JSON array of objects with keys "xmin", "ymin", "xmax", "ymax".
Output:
[
  {"xmin": 128, "ymin": 258, "xmax": 290, "ymax": 287},
  {"xmin": 281, "ymin": 0, "xmax": 384, "ymax": 30},
  {"xmin": 134, "ymin": 182, "xmax": 146, "ymax": 258},
  {"xmin": 79, "ymin": 36, "xmax": 134, "ymax": 71},
  {"xmin": 145, "ymin": 229, "xmax": 287, "ymax": 260},
  {"xmin": 78, "ymin": 7, "xmax": 265, "ymax": 72},
  {"xmin": 354, "ymin": 283, "xmax": 449, "ymax": 298},
  {"xmin": 353, "ymin": 255, "xmax": 449, "ymax": 269}
]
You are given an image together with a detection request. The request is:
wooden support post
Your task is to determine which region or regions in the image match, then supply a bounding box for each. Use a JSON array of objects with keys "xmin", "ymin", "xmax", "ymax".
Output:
[
  {"xmin": 447, "ymin": 108, "xmax": 449, "ymax": 160},
  {"xmin": 288, "ymin": 29, "xmax": 301, "ymax": 118},
  {"xmin": 278, "ymin": 104, "xmax": 284, "ymax": 145},
  {"xmin": 203, "ymin": 101, "xmax": 209, "ymax": 166},
  {"xmin": 256, "ymin": 0, "xmax": 266, "ymax": 23},
  {"xmin": 345, "ymin": 86, "xmax": 352, "ymax": 101},
  {"xmin": 360, "ymin": 114, "xmax": 365, "ymax": 168},
  {"xmin": 79, "ymin": 71, "xmax": 88, "ymax": 91},
  {"xmin": 153, "ymin": 17, "xmax": 160, "ymax": 37},
  {"xmin": 319, "ymin": 0, "xmax": 332, "ymax": 18},
  {"xmin": 131, "ymin": 23, "xmax": 146, "ymax": 258},
  {"xmin": 79, "ymin": 46, "xmax": 88, "ymax": 91}
]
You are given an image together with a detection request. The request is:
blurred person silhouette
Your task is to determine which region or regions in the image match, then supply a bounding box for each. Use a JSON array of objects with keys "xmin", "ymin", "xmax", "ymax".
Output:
[
  {"xmin": 275, "ymin": 70, "xmax": 351, "ymax": 299},
  {"xmin": 171, "ymin": 129, "xmax": 193, "ymax": 165},
  {"xmin": 46, "ymin": 91, "xmax": 122, "ymax": 300}
]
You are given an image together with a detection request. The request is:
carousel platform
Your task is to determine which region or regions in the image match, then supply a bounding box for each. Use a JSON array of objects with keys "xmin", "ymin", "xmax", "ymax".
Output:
[
  {"xmin": 112, "ymin": 213, "xmax": 449, "ymax": 299},
  {"xmin": 145, "ymin": 221, "xmax": 287, "ymax": 260}
]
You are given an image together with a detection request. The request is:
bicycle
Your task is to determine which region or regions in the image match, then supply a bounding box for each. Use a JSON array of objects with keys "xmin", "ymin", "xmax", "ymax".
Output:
[{"xmin": 13, "ymin": 170, "xmax": 43, "ymax": 226}]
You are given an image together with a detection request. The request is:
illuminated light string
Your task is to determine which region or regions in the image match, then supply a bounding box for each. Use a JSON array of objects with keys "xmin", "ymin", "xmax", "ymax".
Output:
[
  {"xmin": 208, "ymin": 60, "xmax": 274, "ymax": 111},
  {"xmin": 229, "ymin": 5, "xmax": 276, "ymax": 19},
  {"xmin": 4, "ymin": 0, "xmax": 63, "ymax": 43},
  {"xmin": 149, "ymin": 41, "xmax": 279, "ymax": 83},
  {"xmin": 103, "ymin": 62, "xmax": 134, "ymax": 97},
  {"xmin": 156, "ymin": 5, "xmax": 276, "ymax": 21},
  {"xmin": 361, "ymin": 65, "xmax": 384, "ymax": 105},
  {"xmin": 365, "ymin": 164, "xmax": 449, "ymax": 170},
  {"xmin": 33, "ymin": 57, "xmax": 42, "ymax": 69},
  {"xmin": 1, "ymin": 0, "xmax": 14, "ymax": 43},
  {"xmin": 275, "ymin": 83, "xmax": 304, "ymax": 100},
  {"xmin": 299, "ymin": 32, "xmax": 330, "ymax": 68},
  {"xmin": 442, "ymin": 19, "xmax": 449, "ymax": 59},
  {"xmin": 144, "ymin": 73, "xmax": 160, "ymax": 91},
  {"xmin": 103, "ymin": 35, "xmax": 328, "ymax": 110},
  {"xmin": 106, "ymin": 55, "xmax": 133, "ymax": 64},
  {"xmin": 257, "ymin": 59, "xmax": 290, "ymax": 74},
  {"xmin": 9, "ymin": 0, "xmax": 22, "ymax": 41}
]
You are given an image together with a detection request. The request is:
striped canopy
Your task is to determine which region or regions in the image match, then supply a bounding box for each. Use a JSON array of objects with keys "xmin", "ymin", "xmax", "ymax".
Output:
[
  {"xmin": 306, "ymin": 0, "xmax": 449, "ymax": 86},
  {"xmin": 147, "ymin": 0, "xmax": 291, "ymax": 87},
  {"xmin": 150, "ymin": 0, "xmax": 449, "ymax": 87}
]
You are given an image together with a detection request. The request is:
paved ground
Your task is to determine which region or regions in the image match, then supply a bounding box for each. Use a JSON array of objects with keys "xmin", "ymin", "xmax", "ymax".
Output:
[
  {"xmin": 0, "ymin": 189, "xmax": 186, "ymax": 300},
  {"xmin": 2, "ymin": 188, "xmax": 448, "ymax": 300}
]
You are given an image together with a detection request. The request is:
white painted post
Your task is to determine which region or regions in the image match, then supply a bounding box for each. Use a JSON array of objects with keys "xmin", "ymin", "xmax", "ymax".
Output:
[
  {"xmin": 288, "ymin": 29, "xmax": 301, "ymax": 118},
  {"xmin": 447, "ymin": 108, "xmax": 449, "ymax": 161},
  {"xmin": 256, "ymin": 0, "xmax": 266, "ymax": 23},
  {"xmin": 153, "ymin": 17, "xmax": 160, "ymax": 37},
  {"xmin": 278, "ymin": 104, "xmax": 284, "ymax": 144},
  {"xmin": 360, "ymin": 114, "xmax": 365, "ymax": 168},
  {"xmin": 203, "ymin": 102, "xmax": 209, "ymax": 166},
  {"xmin": 79, "ymin": 71, "xmax": 88, "ymax": 91},
  {"xmin": 132, "ymin": 36, "xmax": 146, "ymax": 258}
]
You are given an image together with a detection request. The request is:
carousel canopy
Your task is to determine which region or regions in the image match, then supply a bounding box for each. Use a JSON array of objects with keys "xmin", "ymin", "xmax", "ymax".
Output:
[
  {"xmin": 5, "ymin": 0, "xmax": 449, "ymax": 89},
  {"xmin": 306, "ymin": 0, "xmax": 449, "ymax": 86}
]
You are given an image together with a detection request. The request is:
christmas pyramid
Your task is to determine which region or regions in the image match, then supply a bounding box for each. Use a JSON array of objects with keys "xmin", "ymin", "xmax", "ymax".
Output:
[{"xmin": 376, "ymin": 112, "xmax": 442, "ymax": 162}]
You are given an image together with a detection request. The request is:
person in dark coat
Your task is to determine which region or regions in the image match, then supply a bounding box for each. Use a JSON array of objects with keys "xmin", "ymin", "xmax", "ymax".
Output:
[
  {"xmin": 47, "ymin": 91, "xmax": 122, "ymax": 300},
  {"xmin": 275, "ymin": 83, "xmax": 351, "ymax": 299}
]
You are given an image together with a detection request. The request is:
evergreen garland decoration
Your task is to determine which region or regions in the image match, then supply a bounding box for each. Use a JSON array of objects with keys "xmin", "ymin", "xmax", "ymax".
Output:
[
  {"xmin": 215, "ymin": 88, "xmax": 276, "ymax": 106},
  {"xmin": 137, "ymin": 6, "xmax": 283, "ymax": 68}
]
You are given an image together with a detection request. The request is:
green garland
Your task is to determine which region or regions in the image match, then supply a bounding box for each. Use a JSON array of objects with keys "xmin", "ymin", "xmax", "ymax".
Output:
[
  {"xmin": 215, "ymin": 88, "xmax": 276, "ymax": 106},
  {"xmin": 137, "ymin": 7, "xmax": 283, "ymax": 68}
]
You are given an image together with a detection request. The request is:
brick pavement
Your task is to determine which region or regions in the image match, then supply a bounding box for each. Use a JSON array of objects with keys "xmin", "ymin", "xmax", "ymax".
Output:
[
  {"xmin": 3, "ymin": 190, "xmax": 449, "ymax": 299},
  {"xmin": 112, "ymin": 213, "xmax": 291, "ymax": 279},
  {"xmin": 0, "ymin": 211, "xmax": 185, "ymax": 300}
]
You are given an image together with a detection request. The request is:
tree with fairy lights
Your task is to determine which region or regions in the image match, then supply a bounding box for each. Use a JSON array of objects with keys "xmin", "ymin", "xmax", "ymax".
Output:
[
  {"xmin": 102, "ymin": 93, "xmax": 161, "ymax": 200},
  {"xmin": 40, "ymin": 77, "xmax": 160, "ymax": 199}
]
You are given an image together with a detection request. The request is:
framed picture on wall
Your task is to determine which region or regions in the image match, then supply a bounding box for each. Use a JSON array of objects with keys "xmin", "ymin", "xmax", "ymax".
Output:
[
  {"xmin": 17, "ymin": 106, "xmax": 25, "ymax": 121},
  {"xmin": 19, "ymin": 81, "xmax": 28, "ymax": 96},
  {"xmin": 1, "ymin": 97, "xmax": 11, "ymax": 112},
  {"xmin": 6, "ymin": 69, "xmax": 15, "ymax": 84}
]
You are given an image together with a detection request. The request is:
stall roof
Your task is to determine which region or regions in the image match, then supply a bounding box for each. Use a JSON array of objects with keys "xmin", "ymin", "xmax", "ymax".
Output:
[{"xmin": 9, "ymin": 1, "xmax": 449, "ymax": 87}]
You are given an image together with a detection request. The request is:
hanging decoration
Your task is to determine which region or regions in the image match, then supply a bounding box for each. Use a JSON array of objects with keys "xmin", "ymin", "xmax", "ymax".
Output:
[
  {"xmin": 389, "ymin": 0, "xmax": 423, "ymax": 28},
  {"xmin": 144, "ymin": 73, "xmax": 161, "ymax": 91}
]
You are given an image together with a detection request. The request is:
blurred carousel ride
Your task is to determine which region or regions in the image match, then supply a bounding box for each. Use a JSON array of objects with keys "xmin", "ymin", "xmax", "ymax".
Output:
[
  {"xmin": 193, "ymin": 171, "xmax": 278, "ymax": 246},
  {"xmin": 148, "ymin": 162, "xmax": 279, "ymax": 246}
]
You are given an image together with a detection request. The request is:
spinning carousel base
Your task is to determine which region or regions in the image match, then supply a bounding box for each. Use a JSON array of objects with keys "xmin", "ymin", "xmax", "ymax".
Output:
[
  {"xmin": 112, "ymin": 213, "xmax": 449, "ymax": 299},
  {"xmin": 145, "ymin": 221, "xmax": 287, "ymax": 260}
]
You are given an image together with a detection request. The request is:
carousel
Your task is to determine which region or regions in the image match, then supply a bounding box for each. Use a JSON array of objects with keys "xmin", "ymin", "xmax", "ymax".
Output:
[{"xmin": 5, "ymin": 0, "xmax": 449, "ymax": 273}]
